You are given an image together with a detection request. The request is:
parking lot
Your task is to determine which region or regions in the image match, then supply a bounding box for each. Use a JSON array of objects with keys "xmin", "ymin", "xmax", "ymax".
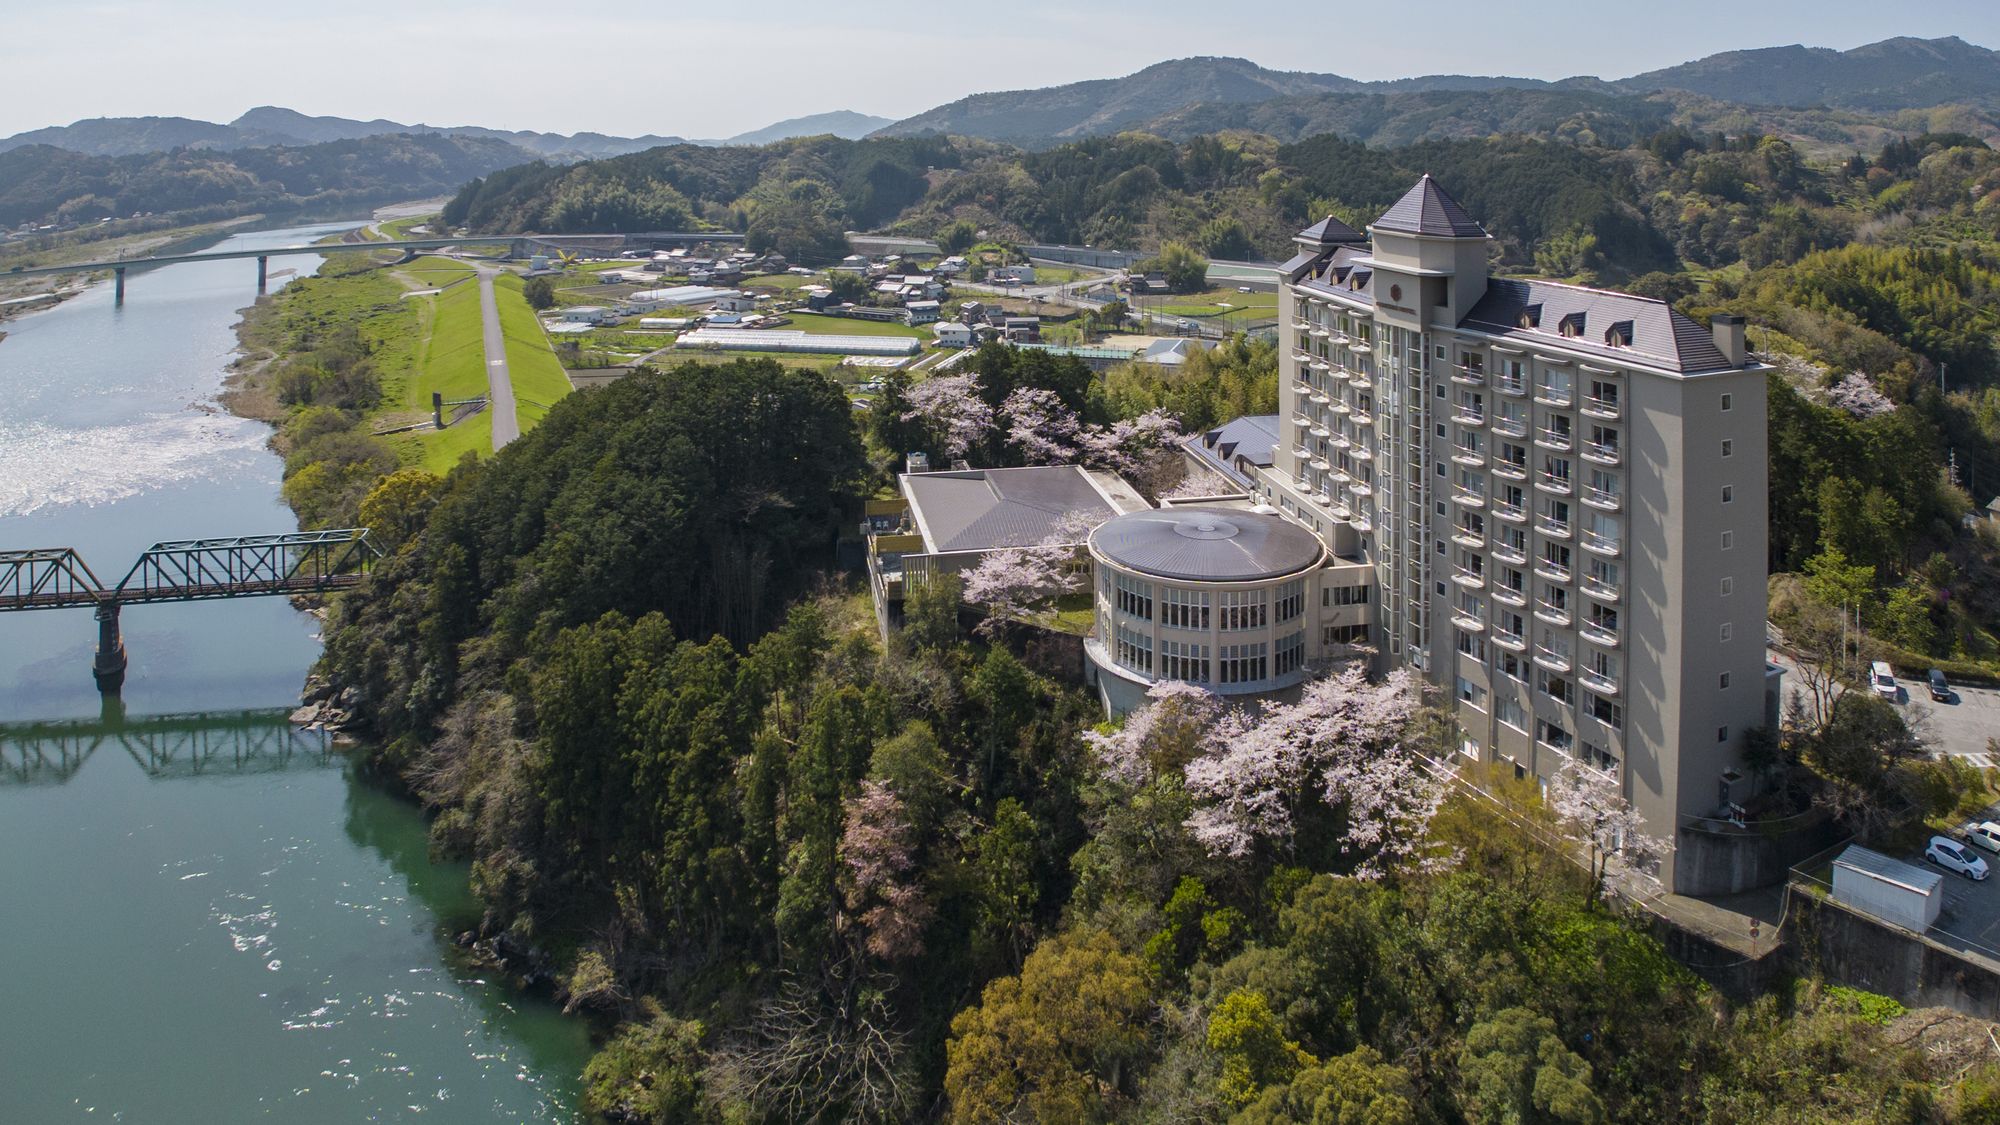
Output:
[
  {"xmin": 1901, "ymin": 838, "xmax": 2000, "ymax": 962},
  {"xmin": 1767, "ymin": 649, "xmax": 2000, "ymax": 761}
]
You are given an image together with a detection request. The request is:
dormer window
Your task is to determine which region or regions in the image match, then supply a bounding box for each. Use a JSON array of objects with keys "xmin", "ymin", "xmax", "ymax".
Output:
[
  {"xmin": 1603, "ymin": 320, "xmax": 1633, "ymax": 348},
  {"xmin": 1557, "ymin": 312, "xmax": 1586, "ymax": 338},
  {"xmin": 1518, "ymin": 304, "xmax": 1541, "ymax": 329}
]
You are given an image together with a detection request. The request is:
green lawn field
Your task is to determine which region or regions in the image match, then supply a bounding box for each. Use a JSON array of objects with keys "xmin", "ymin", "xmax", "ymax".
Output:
[{"xmin": 784, "ymin": 312, "xmax": 928, "ymax": 338}]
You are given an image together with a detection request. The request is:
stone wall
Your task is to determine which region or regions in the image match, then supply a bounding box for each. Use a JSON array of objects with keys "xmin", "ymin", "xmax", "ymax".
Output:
[
  {"xmin": 1790, "ymin": 889, "xmax": 2000, "ymax": 1019},
  {"xmin": 1673, "ymin": 810, "xmax": 1843, "ymax": 896}
]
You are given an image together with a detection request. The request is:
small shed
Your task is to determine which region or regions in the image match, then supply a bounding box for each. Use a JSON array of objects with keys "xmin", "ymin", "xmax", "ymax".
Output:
[{"xmin": 1831, "ymin": 844, "xmax": 1943, "ymax": 932}]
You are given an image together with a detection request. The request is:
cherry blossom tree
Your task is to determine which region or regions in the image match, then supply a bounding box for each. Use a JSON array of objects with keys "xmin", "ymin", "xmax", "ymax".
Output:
[
  {"xmin": 1001, "ymin": 387, "xmax": 1083, "ymax": 465},
  {"xmin": 840, "ymin": 780, "xmax": 933, "ymax": 960},
  {"xmin": 1084, "ymin": 666, "xmax": 1451, "ymax": 876},
  {"xmin": 1822, "ymin": 372, "xmax": 1895, "ymax": 419},
  {"xmin": 1160, "ymin": 466, "xmax": 1239, "ymax": 500},
  {"xmin": 1546, "ymin": 757, "xmax": 1666, "ymax": 900},
  {"xmin": 1077, "ymin": 408, "xmax": 1184, "ymax": 477},
  {"xmin": 900, "ymin": 373, "xmax": 993, "ymax": 461},
  {"xmin": 960, "ymin": 510, "xmax": 1105, "ymax": 631}
]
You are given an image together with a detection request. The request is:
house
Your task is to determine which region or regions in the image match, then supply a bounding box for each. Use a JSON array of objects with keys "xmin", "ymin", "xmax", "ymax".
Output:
[
  {"xmin": 844, "ymin": 305, "xmax": 914, "ymax": 325},
  {"xmin": 933, "ymin": 321, "xmax": 974, "ymax": 348},
  {"xmin": 935, "ymin": 255, "xmax": 969, "ymax": 276},
  {"xmin": 1181, "ymin": 414, "xmax": 1281, "ymax": 493},
  {"xmin": 560, "ymin": 306, "xmax": 615, "ymax": 326},
  {"xmin": 865, "ymin": 465, "xmax": 1147, "ymax": 631},
  {"xmin": 1132, "ymin": 271, "xmax": 1171, "ymax": 295},
  {"xmin": 1138, "ymin": 337, "xmax": 1213, "ymax": 367},
  {"xmin": 1003, "ymin": 316, "xmax": 1041, "ymax": 343},
  {"xmin": 836, "ymin": 255, "xmax": 870, "ymax": 272},
  {"xmin": 906, "ymin": 300, "xmax": 942, "ymax": 325},
  {"xmin": 710, "ymin": 292, "xmax": 756, "ymax": 313},
  {"xmin": 804, "ymin": 286, "xmax": 835, "ymax": 311},
  {"xmin": 989, "ymin": 264, "xmax": 1037, "ymax": 285}
]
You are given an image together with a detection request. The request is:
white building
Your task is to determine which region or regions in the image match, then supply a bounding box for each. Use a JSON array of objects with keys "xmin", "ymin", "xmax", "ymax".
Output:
[
  {"xmin": 1085, "ymin": 174, "xmax": 1779, "ymax": 894},
  {"xmin": 933, "ymin": 321, "xmax": 974, "ymax": 348}
]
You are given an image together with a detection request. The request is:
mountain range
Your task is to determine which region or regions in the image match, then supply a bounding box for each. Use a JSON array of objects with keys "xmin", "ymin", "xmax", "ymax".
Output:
[
  {"xmin": 0, "ymin": 106, "xmax": 894, "ymax": 161},
  {"xmin": 869, "ymin": 36, "xmax": 2000, "ymax": 144}
]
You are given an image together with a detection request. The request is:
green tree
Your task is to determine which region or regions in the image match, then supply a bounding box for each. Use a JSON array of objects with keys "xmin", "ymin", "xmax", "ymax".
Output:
[
  {"xmin": 1209, "ymin": 990, "xmax": 1313, "ymax": 1108},
  {"xmin": 937, "ymin": 218, "xmax": 979, "ymax": 255},
  {"xmin": 522, "ymin": 274, "xmax": 555, "ymax": 310},
  {"xmin": 1233, "ymin": 1045, "xmax": 1416, "ymax": 1125},
  {"xmin": 357, "ymin": 468, "xmax": 442, "ymax": 554},
  {"xmin": 1149, "ymin": 240, "xmax": 1209, "ymax": 294},
  {"xmin": 1457, "ymin": 1007, "xmax": 1604, "ymax": 1125}
]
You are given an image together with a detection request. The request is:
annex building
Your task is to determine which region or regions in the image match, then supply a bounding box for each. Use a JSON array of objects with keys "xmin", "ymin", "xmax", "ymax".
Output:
[{"xmin": 1083, "ymin": 174, "xmax": 1782, "ymax": 893}]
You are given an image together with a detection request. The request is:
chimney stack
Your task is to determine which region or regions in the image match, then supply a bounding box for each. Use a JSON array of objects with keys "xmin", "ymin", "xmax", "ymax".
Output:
[{"xmin": 1711, "ymin": 314, "xmax": 1747, "ymax": 367}]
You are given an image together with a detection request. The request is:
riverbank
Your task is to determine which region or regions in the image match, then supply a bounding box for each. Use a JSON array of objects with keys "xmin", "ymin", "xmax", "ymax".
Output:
[{"xmin": 0, "ymin": 215, "xmax": 270, "ymax": 327}]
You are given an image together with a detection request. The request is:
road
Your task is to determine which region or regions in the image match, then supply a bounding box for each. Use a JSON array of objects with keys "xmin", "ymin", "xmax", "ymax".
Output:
[
  {"xmin": 1767, "ymin": 648, "xmax": 2000, "ymax": 761},
  {"xmin": 475, "ymin": 266, "xmax": 519, "ymax": 450}
]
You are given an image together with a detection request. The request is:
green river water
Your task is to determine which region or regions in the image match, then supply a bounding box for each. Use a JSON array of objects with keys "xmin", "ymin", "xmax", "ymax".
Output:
[{"xmin": 0, "ymin": 224, "xmax": 594, "ymax": 1121}]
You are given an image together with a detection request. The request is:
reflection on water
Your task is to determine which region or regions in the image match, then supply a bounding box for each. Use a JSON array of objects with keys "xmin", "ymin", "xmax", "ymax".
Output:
[{"xmin": 0, "ymin": 225, "xmax": 592, "ymax": 1121}]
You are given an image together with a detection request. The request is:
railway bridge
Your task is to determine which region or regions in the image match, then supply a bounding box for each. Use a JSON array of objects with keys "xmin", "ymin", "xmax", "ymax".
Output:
[{"xmin": 0, "ymin": 529, "xmax": 379, "ymax": 692}]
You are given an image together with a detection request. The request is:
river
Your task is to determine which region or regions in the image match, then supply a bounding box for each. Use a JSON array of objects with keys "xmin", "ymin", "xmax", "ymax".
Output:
[{"xmin": 0, "ymin": 224, "xmax": 594, "ymax": 1121}]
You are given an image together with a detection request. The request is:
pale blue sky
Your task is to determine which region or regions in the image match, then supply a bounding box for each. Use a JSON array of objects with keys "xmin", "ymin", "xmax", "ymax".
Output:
[{"xmin": 3, "ymin": 0, "xmax": 1997, "ymax": 139}]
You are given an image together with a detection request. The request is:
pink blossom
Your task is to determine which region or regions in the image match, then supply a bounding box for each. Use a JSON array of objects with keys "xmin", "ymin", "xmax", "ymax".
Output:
[
  {"xmin": 1547, "ymin": 757, "xmax": 1665, "ymax": 897},
  {"xmin": 901, "ymin": 374, "xmax": 993, "ymax": 460},
  {"xmin": 1001, "ymin": 387, "xmax": 1083, "ymax": 465},
  {"xmin": 840, "ymin": 780, "xmax": 933, "ymax": 960}
]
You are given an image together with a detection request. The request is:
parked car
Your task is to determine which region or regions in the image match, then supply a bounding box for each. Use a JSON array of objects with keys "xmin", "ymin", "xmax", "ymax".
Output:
[
  {"xmin": 1927, "ymin": 835, "xmax": 1990, "ymax": 880},
  {"xmin": 1929, "ymin": 668, "xmax": 1952, "ymax": 702},
  {"xmin": 1870, "ymin": 661, "xmax": 1901, "ymax": 701},
  {"xmin": 1965, "ymin": 822, "xmax": 2000, "ymax": 854}
]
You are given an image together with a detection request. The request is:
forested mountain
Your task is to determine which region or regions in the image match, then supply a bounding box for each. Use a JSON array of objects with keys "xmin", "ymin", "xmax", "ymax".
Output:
[
  {"xmin": 1129, "ymin": 87, "xmax": 1673, "ymax": 146},
  {"xmin": 1618, "ymin": 35, "xmax": 2000, "ymax": 111},
  {"xmin": 0, "ymin": 133, "xmax": 535, "ymax": 228},
  {"xmin": 869, "ymin": 38, "xmax": 2000, "ymax": 146},
  {"xmin": 722, "ymin": 111, "xmax": 896, "ymax": 146}
]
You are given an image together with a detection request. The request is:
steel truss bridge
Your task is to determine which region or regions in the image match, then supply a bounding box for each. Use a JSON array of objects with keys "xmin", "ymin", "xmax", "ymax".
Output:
[
  {"xmin": 0, "ymin": 529, "xmax": 380, "ymax": 691},
  {"xmin": 0, "ymin": 708, "xmax": 333, "ymax": 787}
]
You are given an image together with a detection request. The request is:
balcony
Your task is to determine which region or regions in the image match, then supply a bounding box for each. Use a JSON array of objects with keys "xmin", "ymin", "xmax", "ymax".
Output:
[
  {"xmin": 1452, "ymin": 566, "xmax": 1486, "ymax": 588},
  {"xmin": 1535, "ymin": 428, "xmax": 1573, "ymax": 452},
  {"xmin": 1451, "ymin": 608, "xmax": 1486, "ymax": 631},
  {"xmin": 1582, "ymin": 487, "xmax": 1621, "ymax": 512},
  {"xmin": 1582, "ymin": 576, "xmax": 1622, "ymax": 604},
  {"xmin": 1535, "ymin": 474, "xmax": 1573, "ymax": 497},
  {"xmin": 1353, "ymin": 411, "xmax": 1375, "ymax": 427},
  {"xmin": 1492, "ymin": 458, "xmax": 1527, "ymax": 481},
  {"xmin": 1452, "ymin": 527, "xmax": 1486, "ymax": 549},
  {"xmin": 1534, "ymin": 601, "xmax": 1572, "ymax": 627},
  {"xmin": 1452, "ymin": 446, "xmax": 1486, "ymax": 468},
  {"xmin": 1347, "ymin": 479, "xmax": 1374, "ymax": 498},
  {"xmin": 1535, "ymin": 386, "xmax": 1574, "ymax": 408},
  {"xmin": 1292, "ymin": 379, "xmax": 1313, "ymax": 396},
  {"xmin": 1533, "ymin": 645, "xmax": 1574, "ymax": 673},
  {"xmin": 1452, "ymin": 364, "xmax": 1485, "ymax": 386},
  {"xmin": 1312, "ymin": 491, "xmax": 1333, "ymax": 506},
  {"xmin": 1495, "ymin": 377, "xmax": 1528, "ymax": 397},
  {"xmin": 1537, "ymin": 515, "xmax": 1571, "ymax": 539},
  {"xmin": 1309, "ymin": 391, "xmax": 1331, "ymax": 408},
  {"xmin": 1493, "ymin": 629, "xmax": 1527, "ymax": 652},
  {"xmin": 1491, "ymin": 541, "xmax": 1528, "ymax": 567},
  {"xmin": 1453, "ymin": 406, "xmax": 1487, "ymax": 427},
  {"xmin": 1492, "ymin": 502, "xmax": 1526, "ymax": 524},
  {"xmin": 1451, "ymin": 488, "xmax": 1486, "ymax": 508},
  {"xmin": 1330, "ymin": 400, "xmax": 1352, "ymax": 415},
  {"xmin": 1292, "ymin": 412, "xmax": 1314, "ymax": 429},
  {"xmin": 1581, "ymin": 532, "xmax": 1621, "ymax": 558},
  {"xmin": 1491, "ymin": 583, "xmax": 1527, "ymax": 606},
  {"xmin": 1534, "ymin": 558, "xmax": 1571, "ymax": 584},
  {"xmin": 1310, "ymin": 422, "xmax": 1332, "ymax": 439},
  {"xmin": 1581, "ymin": 396, "xmax": 1621, "ymax": 420},
  {"xmin": 1350, "ymin": 445, "xmax": 1374, "ymax": 462},
  {"xmin": 1291, "ymin": 445, "xmax": 1312, "ymax": 462},
  {"xmin": 1348, "ymin": 513, "xmax": 1374, "ymax": 534},
  {"xmin": 1579, "ymin": 667, "xmax": 1619, "ymax": 695},
  {"xmin": 1491, "ymin": 416, "xmax": 1527, "ymax": 438},
  {"xmin": 1310, "ymin": 455, "xmax": 1330, "ymax": 472},
  {"xmin": 1580, "ymin": 619, "xmax": 1620, "ymax": 648},
  {"xmin": 1582, "ymin": 441, "xmax": 1621, "ymax": 466},
  {"xmin": 1329, "ymin": 501, "xmax": 1353, "ymax": 520}
]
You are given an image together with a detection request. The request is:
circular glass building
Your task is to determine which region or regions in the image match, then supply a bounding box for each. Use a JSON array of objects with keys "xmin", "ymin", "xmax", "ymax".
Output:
[{"xmin": 1086, "ymin": 507, "xmax": 1329, "ymax": 713}]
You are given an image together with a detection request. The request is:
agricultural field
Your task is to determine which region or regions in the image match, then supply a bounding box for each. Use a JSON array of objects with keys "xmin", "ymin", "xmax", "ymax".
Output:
[{"xmin": 784, "ymin": 312, "xmax": 929, "ymax": 338}]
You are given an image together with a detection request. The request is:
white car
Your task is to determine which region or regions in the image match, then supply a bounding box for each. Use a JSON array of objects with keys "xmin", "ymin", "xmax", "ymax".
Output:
[
  {"xmin": 1870, "ymin": 661, "xmax": 1901, "ymax": 701},
  {"xmin": 1965, "ymin": 822, "xmax": 2000, "ymax": 854},
  {"xmin": 1927, "ymin": 835, "xmax": 1990, "ymax": 880}
]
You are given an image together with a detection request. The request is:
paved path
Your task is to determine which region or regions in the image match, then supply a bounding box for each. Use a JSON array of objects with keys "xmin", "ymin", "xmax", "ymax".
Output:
[{"xmin": 475, "ymin": 266, "xmax": 519, "ymax": 449}]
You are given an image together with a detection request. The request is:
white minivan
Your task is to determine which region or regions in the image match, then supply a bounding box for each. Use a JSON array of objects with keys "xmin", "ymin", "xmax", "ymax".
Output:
[{"xmin": 1870, "ymin": 661, "xmax": 1901, "ymax": 702}]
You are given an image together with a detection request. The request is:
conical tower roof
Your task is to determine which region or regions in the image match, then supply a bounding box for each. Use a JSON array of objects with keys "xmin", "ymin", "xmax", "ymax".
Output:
[{"xmin": 1373, "ymin": 174, "xmax": 1487, "ymax": 238}]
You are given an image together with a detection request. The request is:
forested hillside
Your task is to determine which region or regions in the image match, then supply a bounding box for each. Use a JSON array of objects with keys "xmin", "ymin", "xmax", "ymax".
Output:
[{"xmin": 0, "ymin": 132, "xmax": 533, "ymax": 228}]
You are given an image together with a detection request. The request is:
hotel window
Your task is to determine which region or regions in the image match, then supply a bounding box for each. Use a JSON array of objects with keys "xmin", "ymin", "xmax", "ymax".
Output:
[
  {"xmin": 1160, "ymin": 639, "xmax": 1210, "ymax": 683},
  {"xmin": 1720, "ymin": 622, "xmax": 1733, "ymax": 643},
  {"xmin": 1324, "ymin": 623, "xmax": 1369, "ymax": 646},
  {"xmin": 1218, "ymin": 642, "xmax": 1269, "ymax": 685},
  {"xmin": 1720, "ymin": 672, "xmax": 1732, "ymax": 689},
  {"xmin": 1114, "ymin": 573, "xmax": 1154, "ymax": 619},
  {"xmin": 1497, "ymin": 695, "xmax": 1527, "ymax": 732},
  {"xmin": 1588, "ymin": 694, "xmax": 1623, "ymax": 731},
  {"xmin": 1114, "ymin": 624, "xmax": 1153, "ymax": 674},
  {"xmin": 1718, "ymin": 725, "xmax": 1731, "ymax": 744},
  {"xmin": 1721, "ymin": 439, "xmax": 1734, "ymax": 458},
  {"xmin": 1456, "ymin": 677, "xmax": 1488, "ymax": 711},
  {"xmin": 1537, "ymin": 719, "xmax": 1574, "ymax": 754},
  {"xmin": 1498, "ymin": 651, "xmax": 1527, "ymax": 683},
  {"xmin": 1720, "ymin": 576, "xmax": 1734, "ymax": 596},
  {"xmin": 1721, "ymin": 485, "xmax": 1734, "ymax": 504},
  {"xmin": 1218, "ymin": 589, "xmax": 1269, "ymax": 631},
  {"xmin": 1457, "ymin": 631, "xmax": 1487, "ymax": 661},
  {"xmin": 1274, "ymin": 631, "xmax": 1306, "ymax": 676},
  {"xmin": 1586, "ymin": 742, "xmax": 1619, "ymax": 775},
  {"xmin": 1721, "ymin": 393, "xmax": 1733, "ymax": 412},
  {"xmin": 1325, "ymin": 585, "xmax": 1370, "ymax": 607},
  {"xmin": 1720, "ymin": 530, "xmax": 1734, "ymax": 550},
  {"xmin": 1274, "ymin": 580, "xmax": 1306, "ymax": 623},
  {"xmin": 1160, "ymin": 586, "xmax": 1211, "ymax": 630}
]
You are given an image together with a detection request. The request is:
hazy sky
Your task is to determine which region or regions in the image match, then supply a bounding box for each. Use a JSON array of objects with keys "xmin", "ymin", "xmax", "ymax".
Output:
[{"xmin": 4, "ymin": 0, "xmax": 1998, "ymax": 139}]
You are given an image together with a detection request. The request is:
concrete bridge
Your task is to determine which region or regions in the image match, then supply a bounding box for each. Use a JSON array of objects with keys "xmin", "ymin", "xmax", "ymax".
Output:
[{"xmin": 6, "ymin": 230, "xmax": 747, "ymax": 302}]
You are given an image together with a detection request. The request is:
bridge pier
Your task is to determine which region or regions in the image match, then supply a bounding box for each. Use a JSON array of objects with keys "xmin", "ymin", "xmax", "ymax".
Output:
[
  {"xmin": 113, "ymin": 266, "xmax": 126, "ymax": 306},
  {"xmin": 256, "ymin": 255, "xmax": 268, "ymax": 293},
  {"xmin": 92, "ymin": 602, "xmax": 126, "ymax": 694}
]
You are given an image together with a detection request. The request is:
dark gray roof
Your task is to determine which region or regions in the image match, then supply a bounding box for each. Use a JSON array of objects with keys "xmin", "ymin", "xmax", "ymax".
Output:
[
  {"xmin": 1295, "ymin": 245, "xmax": 1377, "ymax": 305},
  {"xmin": 903, "ymin": 466, "xmax": 1113, "ymax": 553},
  {"xmin": 1295, "ymin": 214, "xmax": 1366, "ymax": 246},
  {"xmin": 1092, "ymin": 507, "xmax": 1324, "ymax": 582},
  {"xmin": 1460, "ymin": 278, "xmax": 1736, "ymax": 373},
  {"xmin": 1184, "ymin": 414, "xmax": 1280, "ymax": 490},
  {"xmin": 1373, "ymin": 174, "xmax": 1488, "ymax": 239}
]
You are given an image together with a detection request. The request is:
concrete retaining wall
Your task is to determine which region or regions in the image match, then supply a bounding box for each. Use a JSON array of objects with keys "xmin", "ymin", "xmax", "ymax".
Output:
[
  {"xmin": 1674, "ymin": 811, "xmax": 1843, "ymax": 895},
  {"xmin": 1790, "ymin": 889, "xmax": 2000, "ymax": 1019}
]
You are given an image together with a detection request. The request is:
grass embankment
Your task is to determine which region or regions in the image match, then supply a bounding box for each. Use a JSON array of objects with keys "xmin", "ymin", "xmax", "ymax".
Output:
[{"xmin": 494, "ymin": 273, "xmax": 573, "ymax": 430}]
